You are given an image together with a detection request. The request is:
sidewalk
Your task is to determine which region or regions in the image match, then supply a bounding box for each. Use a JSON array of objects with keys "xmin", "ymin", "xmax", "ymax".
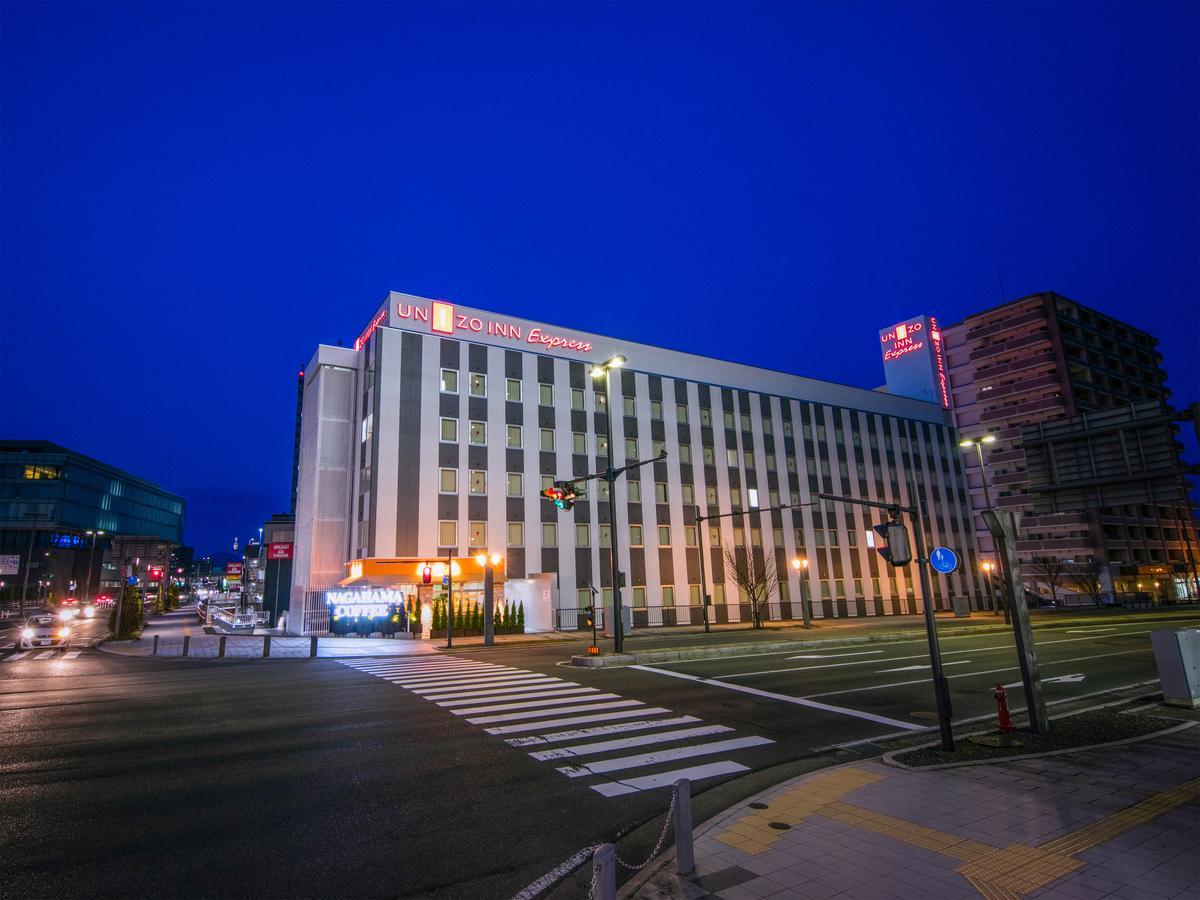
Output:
[{"xmin": 628, "ymin": 722, "xmax": 1199, "ymax": 900}]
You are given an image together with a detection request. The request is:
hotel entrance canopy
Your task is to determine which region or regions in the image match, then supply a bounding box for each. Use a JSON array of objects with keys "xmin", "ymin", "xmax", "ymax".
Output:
[{"xmin": 338, "ymin": 556, "xmax": 507, "ymax": 587}]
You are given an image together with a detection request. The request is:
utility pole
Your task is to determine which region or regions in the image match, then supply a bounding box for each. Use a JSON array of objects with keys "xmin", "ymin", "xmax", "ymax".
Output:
[
  {"xmin": 445, "ymin": 550, "xmax": 453, "ymax": 650},
  {"xmin": 694, "ymin": 514, "xmax": 712, "ymax": 633},
  {"xmin": 603, "ymin": 363, "xmax": 624, "ymax": 653}
]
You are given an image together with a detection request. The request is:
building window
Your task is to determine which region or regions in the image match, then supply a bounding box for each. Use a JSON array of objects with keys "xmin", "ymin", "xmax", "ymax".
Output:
[
  {"xmin": 361, "ymin": 412, "xmax": 374, "ymax": 443},
  {"xmin": 439, "ymin": 469, "xmax": 458, "ymax": 493},
  {"xmin": 468, "ymin": 521, "xmax": 486, "ymax": 548},
  {"xmin": 577, "ymin": 588, "xmax": 592, "ymax": 609},
  {"xmin": 705, "ymin": 486, "xmax": 718, "ymax": 506},
  {"xmin": 784, "ymin": 421, "xmax": 794, "ymax": 437},
  {"xmin": 684, "ymin": 525, "xmax": 697, "ymax": 547},
  {"xmin": 572, "ymin": 432, "xmax": 587, "ymax": 454},
  {"xmin": 623, "ymin": 397, "xmax": 636, "ymax": 416},
  {"xmin": 726, "ymin": 448, "xmax": 739, "ymax": 467},
  {"xmin": 540, "ymin": 428, "xmax": 555, "ymax": 451},
  {"xmin": 597, "ymin": 435, "xmax": 609, "ymax": 458},
  {"xmin": 723, "ymin": 411, "xmax": 735, "ymax": 429},
  {"xmin": 469, "ymin": 470, "xmax": 486, "ymax": 494},
  {"xmin": 712, "ymin": 583, "xmax": 726, "ymax": 604},
  {"xmin": 762, "ymin": 417, "xmax": 773, "ymax": 435},
  {"xmin": 541, "ymin": 523, "xmax": 557, "ymax": 547},
  {"xmin": 596, "ymin": 392, "xmax": 608, "ymax": 412},
  {"xmin": 630, "ymin": 525, "xmax": 643, "ymax": 547},
  {"xmin": 700, "ymin": 409, "xmax": 712, "ymax": 427},
  {"xmin": 689, "ymin": 584, "xmax": 701, "ymax": 605},
  {"xmin": 654, "ymin": 482, "xmax": 668, "ymax": 503},
  {"xmin": 733, "ymin": 524, "xmax": 744, "ymax": 545},
  {"xmin": 679, "ymin": 444, "xmax": 692, "ymax": 464},
  {"xmin": 469, "ymin": 373, "xmax": 487, "ymax": 397},
  {"xmin": 600, "ymin": 525, "xmax": 611, "ymax": 547},
  {"xmin": 747, "ymin": 487, "xmax": 759, "ymax": 508},
  {"xmin": 652, "ymin": 440, "xmax": 665, "ymax": 458},
  {"xmin": 632, "ymin": 586, "xmax": 646, "ymax": 608},
  {"xmin": 709, "ymin": 524, "xmax": 721, "ymax": 546},
  {"xmin": 730, "ymin": 486, "xmax": 742, "ymax": 506},
  {"xmin": 650, "ymin": 400, "xmax": 663, "ymax": 420},
  {"xmin": 743, "ymin": 450, "xmax": 755, "ymax": 470},
  {"xmin": 625, "ymin": 438, "xmax": 638, "ymax": 458},
  {"xmin": 658, "ymin": 526, "xmax": 671, "ymax": 546},
  {"xmin": 703, "ymin": 446, "xmax": 715, "ymax": 465},
  {"xmin": 539, "ymin": 383, "xmax": 553, "ymax": 406},
  {"xmin": 438, "ymin": 520, "xmax": 457, "ymax": 547},
  {"xmin": 676, "ymin": 404, "xmax": 689, "ymax": 424},
  {"xmin": 681, "ymin": 484, "xmax": 695, "ymax": 505},
  {"xmin": 469, "ymin": 421, "xmax": 486, "ymax": 445},
  {"xmin": 440, "ymin": 418, "xmax": 459, "ymax": 442},
  {"xmin": 507, "ymin": 522, "xmax": 523, "ymax": 547},
  {"xmin": 506, "ymin": 425, "xmax": 522, "ymax": 448},
  {"xmin": 662, "ymin": 586, "xmax": 675, "ymax": 607},
  {"xmin": 571, "ymin": 388, "xmax": 585, "ymax": 411},
  {"xmin": 740, "ymin": 413, "xmax": 751, "ymax": 431},
  {"xmin": 23, "ymin": 465, "xmax": 60, "ymax": 480},
  {"xmin": 440, "ymin": 369, "xmax": 459, "ymax": 394},
  {"xmin": 506, "ymin": 378, "xmax": 522, "ymax": 401},
  {"xmin": 575, "ymin": 524, "xmax": 590, "ymax": 546},
  {"xmin": 506, "ymin": 473, "xmax": 523, "ymax": 497},
  {"xmin": 628, "ymin": 481, "xmax": 641, "ymax": 502},
  {"xmin": 541, "ymin": 474, "xmax": 554, "ymax": 492}
]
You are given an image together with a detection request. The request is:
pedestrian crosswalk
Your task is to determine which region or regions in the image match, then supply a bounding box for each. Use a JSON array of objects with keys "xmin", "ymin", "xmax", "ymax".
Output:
[
  {"xmin": 2, "ymin": 649, "xmax": 83, "ymax": 661},
  {"xmin": 337, "ymin": 655, "xmax": 774, "ymax": 798}
]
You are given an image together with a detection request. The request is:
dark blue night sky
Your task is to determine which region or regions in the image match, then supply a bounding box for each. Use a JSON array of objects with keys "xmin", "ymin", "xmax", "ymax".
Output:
[{"xmin": 2, "ymin": 2, "xmax": 1197, "ymax": 555}]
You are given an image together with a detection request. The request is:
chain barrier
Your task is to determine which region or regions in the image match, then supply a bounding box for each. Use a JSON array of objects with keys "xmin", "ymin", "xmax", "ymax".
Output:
[
  {"xmin": 587, "ymin": 861, "xmax": 600, "ymax": 899},
  {"xmin": 615, "ymin": 783, "xmax": 678, "ymax": 872}
]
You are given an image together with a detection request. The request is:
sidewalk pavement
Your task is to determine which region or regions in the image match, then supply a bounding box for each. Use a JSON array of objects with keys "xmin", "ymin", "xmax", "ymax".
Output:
[{"xmin": 627, "ymin": 723, "xmax": 1200, "ymax": 900}]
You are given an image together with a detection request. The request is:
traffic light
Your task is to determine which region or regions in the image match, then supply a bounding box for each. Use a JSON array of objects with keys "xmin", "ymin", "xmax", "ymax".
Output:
[
  {"xmin": 873, "ymin": 520, "xmax": 912, "ymax": 567},
  {"xmin": 541, "ymin": 480, "xmax": 578, "ymax": 511},
  {"xmin": 584, "ymin": 605, "xmax": 594, "ymax": 627},
  {"xmin": 421, "ymin": 565, "xmax": 432, "ymax": 585}
]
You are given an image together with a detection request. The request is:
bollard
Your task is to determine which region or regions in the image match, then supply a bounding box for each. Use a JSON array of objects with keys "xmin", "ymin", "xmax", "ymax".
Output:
[
  {"xmin": 182, "ymin": 635, "xmax": 190, "ymax": 657},
  {"xmin": 993, "ymin": 683, "xmax": 1014, "ymax": 733},
  {"xmin": 152, "ymin": 635, "xmax": 159, "ymax": 656},
  {"xmin": 218, "ymin": 635, "xmax": 227, "ymax": 658},
  {"xmin": 263, "ymin": 635, "xmax": 271, "ymax": 658},
  {"xmin": 309, "ymin": 636, "xmax": 318, "ymax": 658},
  {"xmin": 674, "ymin": 778, "xmax": 694, "ymax": 875},
  {"xmin": 592, "ymin": 844, "xmax": 616, "ymax": 900}
]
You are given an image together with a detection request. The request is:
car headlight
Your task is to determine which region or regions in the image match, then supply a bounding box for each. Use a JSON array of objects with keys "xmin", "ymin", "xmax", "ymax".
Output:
[
  {"xmin": 22, "ymin": 628, "xmax": 34, "ymax": 639},
  {"xmin": 84, "ymin": 606, "xmax": 96, "ymax": 618},
  {"xmin": 58, "ymin": 627, "xmax": 71, "ymax": 638}
]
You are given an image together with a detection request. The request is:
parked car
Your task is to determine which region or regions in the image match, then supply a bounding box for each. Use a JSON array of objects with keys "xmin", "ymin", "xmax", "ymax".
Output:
[{"xmin": 20, "ymin": 614, "xmax": 72, "ymax": 650}]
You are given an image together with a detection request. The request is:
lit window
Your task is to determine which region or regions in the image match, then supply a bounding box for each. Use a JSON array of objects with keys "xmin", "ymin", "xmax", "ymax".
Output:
[
  {"xmin": 539, "ymin": 383, "xmax": 553, "ymax": 406},
  {"xmin": 762, "ymin": 417, "xmax": 773, "ymax": 435},
  {"xmin": 743, "ymin": 450, "xmax": 755, "ymax": 470},
  {"xmin": 438, "ymin": 520, "xmax": 457, "ymax": 547},
  {"xmin": 654, "ymin": 482, "xmax": 668, "ymax": 503},
  {"xmin": 439, "ymin": 469, "xmax": 458, "ymax": 493},
  {"xmin": 705, "ymin": 486, "xmax": 718, "ymax": 505},
  {"xmin": 469, "ymin": 470, "xmax": 486, "ymax": 494},
  {"xmin": 469, "ymin": 373, "xmax": 487, "ymax": 397},
  {"xmin": 689, "ymin": 584, "xmax": 701, "ymax": 605},
  {"xmin": 440, "ymin": 419, "xmax": 459, "ymax": 443},
  {"xmin": 629, "ymin": 525, "xmax": 643, "ymax": 547},
  {"xmin": 507, "ymin": 522, "xmax": 524, "ymax": 547},
  {"xmin": 650, "ymin": 400, "xmax": 663, "ymax": 420},
  {"xmin": 540, "ymin": 428, "xmax": 555, "ymax": 451},
  {"xmin": 679, "ymin": 444, "xmax": 692, "ymax": 464},
  {"xmin": 730, "ymin": 486, "xmax": 742, "ymax": 506},
  {"xmin": 469, "ymin": 421, "xmax": 486, "ymax": 445},
  {"xmin": 658, "ymin": 526, "xmax": 671, "ymax": 546},
  {"xmin": 632, "ymin": 587, "xmax": 646, "ymax": 608},
  {"xmin": 700, "ymin": 409, "xmax": 712, "ymax": 427},
  {"xmin": 676, "ymin": 404, "xmax": 688, "ymax": 424},
  {"xmin": 652, "ymin": 440, "xmax": 665, "ymax": 457},
  {"xmin": 596, "ymin": 392, "xmax": 608, "ymax": 411},
  {"xmin": 541, "ymin": 523, "xmax": 558, "ymax": 547},
  {"xmin": 684, "ymin": 525, "xmax": 697, "ymax": 547},
  {"xmin": 723, "ymin": 411, "xmax": 734, "ymax": 429},
  {"xmin": 597, "ymin": 481, "xmax": 610, "ymax": 501},
  {"xmin": 571, "ymin": 388, "xmax": 585, "ymax": 411},
  {"xmin": 741, "ymin": 413, "xmax": 751, "ymax": 431},
  {"xmin": 506, "ymin": 378, "xmax": 522, "ymax": 402},
  {"xmin": 506, "ymin": 425, "xmax": 522, "ymax": 448},
  {"xmin": 681, "ymin": 484, "xmax": 694, "ymax": 505},
  {"xmin": 440, "ymin": 369, "xmax": 459, "ymax": 393},
  {"xmin": 468, "ymin": 521, "xmax": 486, "ymax": 549},
  {"xmin": 703, "ymin": 447, "xmax": 715, "ymax": 465},
  {"xmin": 572, "ymin": 432, "xmax": 587, "ymax": 454},
  {"xmin": 623, "ymin": 397, "xmax": 636, "ymax": 416},
  {"xmin": 23, "ymin": 465, "xmax": 60, "ymax": 480},
  {"xmin": 748, "ymin": 488, "xmax": 759, "ymax": 508},
  {"xmin": 662, "ymin": 586, "xmax": 675, "ymax": 607},
  {"xmin": 709, "ymin": 525, "xmax": 721, "ymax": 546},
  {"xmin": 726, "ymin": 448, "xmax": 738, "ymax": 467},
  {"xmin": 506, "ymin": 473, "xmax": 523, "ymax": 497},
  {"xmin": 712, "ymin": 584, "xmax": 726, "ymax": 604},
  {"xmin": 625, "ymin": 438, "xmax": 638, "ymax": 458},
  {"xmin": 597, "ymin": 436, "xmax": 609, "ymax": 458},
  {"xmin": 575, "ymin": 524, "xmax": 590, "ymax": 546},
  {"xmin": 628, "ymin": 481, "xmax": 641, "ymax": 502}
]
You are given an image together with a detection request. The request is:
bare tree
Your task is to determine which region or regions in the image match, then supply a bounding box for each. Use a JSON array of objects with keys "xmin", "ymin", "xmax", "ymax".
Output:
[
  {"xmin": 1065, "ymin": 559, "xmax": 1105, "ymax": 607},
  {"xmin": 723, "ymin": 546, "xmax": 781, "ymax": 629},
  {"xmin": 1025, "ymin": 556, "xmax": 1071, "ymax": 604}
]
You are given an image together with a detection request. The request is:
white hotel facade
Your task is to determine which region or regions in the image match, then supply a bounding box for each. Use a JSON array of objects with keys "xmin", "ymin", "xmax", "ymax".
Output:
[{"xmin": 289, "ymin": 292, "xmax": 984, "ymax": 634}]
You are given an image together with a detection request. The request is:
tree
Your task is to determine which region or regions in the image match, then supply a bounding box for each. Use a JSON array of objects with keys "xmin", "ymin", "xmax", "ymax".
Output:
[
  {"xmin": 1026, "ymin": 556, "xmax": 1071, "ymax": 604},
  {"xmin": 111, "ymin": 581, "xmax": 143, "ymax": 639},
  {"xmin": 1066, "ymin": 559, "xmax": 1105, "ymax": 607},
  {"xmin": 515, "ymin": 600, "xmax": 525, "ymax": 631},
  {"xmin": 722, "ymin": 546, "xmax": 780, "ymax": 629}
]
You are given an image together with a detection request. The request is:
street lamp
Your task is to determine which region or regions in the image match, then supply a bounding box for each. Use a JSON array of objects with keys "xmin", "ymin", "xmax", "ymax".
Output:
[
  {"xmin": 791, "ymin": 558, "xmax": 811, "ymax": 627},
  {"xmin": 958, "ymin": 435, "xmax": 997, "ymax": 509},
  {"xmin": 474, "ymin": 552, "xmax": 503, "ymax": 646},
  {"xmin": 85, "ymin": 530, "xmax": 106, "ymax": 605},
  {"xmin": 981, "ymin": 560, "xmax": 1008, "ymax": 622},
  {"xmin": 591, "ymin": 354, "xmax": 627, "ymax": 653}
]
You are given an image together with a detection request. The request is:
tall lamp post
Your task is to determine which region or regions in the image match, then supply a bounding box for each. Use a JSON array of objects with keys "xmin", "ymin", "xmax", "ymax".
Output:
[
  {"xmin": 960, "ymin": 435, "xmax": 999, "ymax": 616},
  {"xmin": 694, "ymin": 513, "xmax": 712, "ymax": 634},
  {"xmin": 982, "ymin": 560, "xmax": 1007, "ymax": 621},
  {"xmin": 791, "ymin": 557, "xmax": 811, "ymax": 627},
  {"xmin": 591, "ymin": 354, "xmax": 627, "ymax": 654},
  {"xmin": 85, "ymin": 530, "xmax": 106, "ymax": 605}
]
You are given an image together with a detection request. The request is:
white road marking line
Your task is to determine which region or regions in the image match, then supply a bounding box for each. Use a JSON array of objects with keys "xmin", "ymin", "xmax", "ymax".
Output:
[
  {"xmin": 5, "ymin": 651, "xmax": 30, "ymax": 661},
  {"xmin": 357, "ymin": 663, "xmax": 501, "ymax": 676},
  {"xmin": 805, "ymin": 648, "xmax": 1151, "ymax": 698},
  {"xmin": 407, "ymin": 675, "xmax": 557, "ymax": 693},
  {"xmin": 62, "ymin": 651, "xmax": 82, "ymax": 659},
  {"xmin": 390, "ymin": 669, "xmax": 533, "ymax": 687},
  {"xmin": 417, "ymin": 679, "xmax": 569, "ymax": 700},
  {"xmin": 437, "ymin": 687, "xmax": 600, "ymax": 709},
  {"xmin": 1066, "ymin": 627, "xmax": 1119, "ymax": 633},
  {"xmin": 720, "ymin": 654, "xmax": 933, "ymax": 678},
  {"xmin": 876, "ymin": 660, "xmax": 973, "ymax": 674},
  {"xmin": 1004, "ymin": 673, "xmax": 1085, "ymax": 687},
  {"xmin": 787, "ymin": 650, "xmax": 884, "ymax": 660},
  {"xmin": 483, "ymin": 707, "xmax": 675, "ymax": 735},
  {"xmin": 350, "ymin": 662, "xmax": 496, "ymax": 673},
  {"xmin": 34, "ymin": 651, "xmax": 56, "ymax": 659},
  {"xmin": 452, "ymin": 693, "xmax": 623, "ymax": 716},
  {"xmin": 466, "ymin": 699, "xmax": 644, "ymax": 725},
  {"xmin": 558, "ymin": 735, "xmax": 773, "ymax": 778},
  {"xmin": 591, "ymin": 760, "xmax": 750, "ymax": 797},
  {"xmin": 506, "ymin": 716, "xmax": 703, "ymax": 747},
  {"xmin": 631, "ymin": 665, "xmax": 924, "ymax": 731},
  {"xmin": 530, "ymin": 725, "xmax": 735, "ymax": 761}
]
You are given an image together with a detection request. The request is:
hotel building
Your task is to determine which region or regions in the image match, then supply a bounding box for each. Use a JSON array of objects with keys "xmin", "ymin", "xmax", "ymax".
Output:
[{"xmin": 289, "ymin": 292, "xmax": 981, "ymax": 634}]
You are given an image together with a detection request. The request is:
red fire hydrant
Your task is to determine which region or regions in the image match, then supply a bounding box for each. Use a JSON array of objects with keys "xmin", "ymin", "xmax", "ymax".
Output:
[{"xmin": 993, "ymin": 683, "xmax": 1014, "ymax": 734}]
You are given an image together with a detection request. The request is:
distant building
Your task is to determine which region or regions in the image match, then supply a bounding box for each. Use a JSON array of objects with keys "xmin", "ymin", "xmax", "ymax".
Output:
[
  {"xmin": 262, "ymin": 512, "xmax": 295, "ymax": 626},
  {"xmin": 242, "ymin": 540, "xmax": 264, "ymax": 608},
  {"xmin": 941, "ymin": 292, "xmax": 1198, "ymax": 601},
  {"xmin": 0, "ymin": 440, "xmax": 186, "ymax": 609}
]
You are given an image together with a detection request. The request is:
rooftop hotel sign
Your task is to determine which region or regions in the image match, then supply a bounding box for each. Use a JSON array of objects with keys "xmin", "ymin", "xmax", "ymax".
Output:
[
  {"xmin": 879, "ymin": 315, "xmax": 950, "ymax": 408},
  {"xmin": 390, "ymin": 299, "xmax": 594, "ymax": 354}
]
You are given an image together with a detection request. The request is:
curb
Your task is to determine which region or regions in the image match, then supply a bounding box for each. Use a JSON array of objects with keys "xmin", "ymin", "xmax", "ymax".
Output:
[
  {"xmin": 880, "ymin": 718, "xmax": 1198, "ymax": 771},
  {"xmin": 571, "ymin": 612, "xmax": 1200, "ymax": 668}
]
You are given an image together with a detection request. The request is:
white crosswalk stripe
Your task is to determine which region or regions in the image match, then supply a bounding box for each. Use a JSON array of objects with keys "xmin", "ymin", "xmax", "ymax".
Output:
[
  {"xmin": 337, "ymin": 656, "xmax": 774, "ymax": 798},
  {"xmin": 34, "ymin": 650, "xmax": 56, "ymax": 659},
  {"xmin": 63, "ymin": 651, "xmax": 82, "ymax": 659},
  {"xmin": 4, "ymin": 651, "xmax": 30, "ymax": 661}
]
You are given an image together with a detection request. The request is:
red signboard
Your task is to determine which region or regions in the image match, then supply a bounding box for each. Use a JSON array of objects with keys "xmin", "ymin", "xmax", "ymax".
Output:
[
  {"xmin": 226, "ymin": 562, "xmax": 243, "ymax": 575},
  {"xmin": 268, "ymin": 542, "xmax": 294, "ymax": 560}
]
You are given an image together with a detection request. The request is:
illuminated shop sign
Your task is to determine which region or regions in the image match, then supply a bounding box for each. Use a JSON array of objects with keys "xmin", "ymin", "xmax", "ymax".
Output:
[
  {"xmin": 353, "ymin": 307, "xmax": 388, "ymax": 351},
  {"xmin": 326, "ymin": 588, "xmax": 404, "ymax": 619},
  {"xmin": 879, "ymin": 315, "xmax": 950, "ymax": 409},
  {"xmin": 392, "ymin": 300, "xmax": 594, "ymax": 354}
]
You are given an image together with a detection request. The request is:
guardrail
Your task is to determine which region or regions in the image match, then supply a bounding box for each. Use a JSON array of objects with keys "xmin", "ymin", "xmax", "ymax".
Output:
[{"xmin": 150, "ymin": 635, "xmax": 320, "ymax": 658}]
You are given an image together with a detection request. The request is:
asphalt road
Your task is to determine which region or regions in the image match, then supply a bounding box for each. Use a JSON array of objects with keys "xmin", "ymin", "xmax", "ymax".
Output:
[
  {"xmin": 1, "ymin": 609, "xmax": 110, "ymax": 650},
  {"xmin": 1, "ymin": 612, "xmax": 1195, "ymax": 898}
]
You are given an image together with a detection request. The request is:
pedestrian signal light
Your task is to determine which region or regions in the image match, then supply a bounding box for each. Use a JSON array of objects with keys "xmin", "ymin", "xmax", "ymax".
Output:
[
  {"xmin": 873, "ymin": 521, "xmax": 912, "ymax": 567},
  {"xmin": 421, "ymin": 565, "xmax": 432, "ymax": 585}
]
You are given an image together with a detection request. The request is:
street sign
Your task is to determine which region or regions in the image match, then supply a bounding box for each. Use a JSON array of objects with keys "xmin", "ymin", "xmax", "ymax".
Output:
[
  {"xmin": 267, "ymin": 542, "xmax": 294, "ymax": 560},
  {"xmin": 0, "ymin": 554, "xmax": 18, "ymax": 575},
  {"xmin": 930, "ymin": 546, "xmax": 958, "ymax": 574},
  {"xmin": 442, "ymin": 575, "xmax": 450, "ymax": 586}
]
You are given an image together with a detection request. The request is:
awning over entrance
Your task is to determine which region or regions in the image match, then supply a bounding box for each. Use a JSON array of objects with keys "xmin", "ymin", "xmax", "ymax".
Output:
[{"xmin": 339, "ymin": 556, "xmax": 507, "ymax": 587}]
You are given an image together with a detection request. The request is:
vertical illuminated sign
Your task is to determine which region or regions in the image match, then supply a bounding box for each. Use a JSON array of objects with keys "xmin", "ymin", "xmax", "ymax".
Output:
[
  {"xmin": 431, "ymin": 301, "xmax": 455, "ymax": 334},
  {"xmin": 879, "ymin": 315, "xmax": 950, "ymax": 408}
]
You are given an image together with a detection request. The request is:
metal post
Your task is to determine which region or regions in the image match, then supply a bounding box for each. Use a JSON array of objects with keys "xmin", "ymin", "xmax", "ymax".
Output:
[
  {"xmin": 263, "ymin": 635, "xmax": 271, "ymax": 658},
  {"xmin": 152, "ymin": 634, "xmax": 160, "ymax": 656},
  {"xmin": 86, "ymin": 532, "xmax": 98, "ymax": 605},
  {"xmin": 218, "ymin": 635, "xmax": 226, "ymax": 657},
  {"xmin": 696, "ymin": 515, "xmax": 711, "ymax": 633},
  {"xmin": 483, "ymin": 561, "xmax": 494, "ymax": 646},
  {"xmin": 592, "ymin": 844, "xmax": 616, "ymax": 900},
  {"xmin": 309, "ymin": 635, "xmax": 318, "ymax": 657},
  {"xmin": 800, "ymin": 570, "xmax": 811, "ymax": 628},
  {"xmin": 182, "ymin": 634, "xmax": 190, "ymax": 657},
  {"xmin": 605, "ymin": 367, "xmax": 623, "ymax": 654},
  {"xmin": 445, "ymin": 550, "xmax": 453, "ymax": 650},
  {"xmin": 910, "ymin": 479, "xmax": 954, "ymax": 751},
  {"xmin": 674, "ymin": 778, "xmax": 694, "ymax": 875}
]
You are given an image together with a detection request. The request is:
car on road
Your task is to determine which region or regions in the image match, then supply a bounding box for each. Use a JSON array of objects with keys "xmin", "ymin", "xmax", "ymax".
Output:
[{"xmin": 20, "ymin": 614, "xmax": 72, "ymax": 650}]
